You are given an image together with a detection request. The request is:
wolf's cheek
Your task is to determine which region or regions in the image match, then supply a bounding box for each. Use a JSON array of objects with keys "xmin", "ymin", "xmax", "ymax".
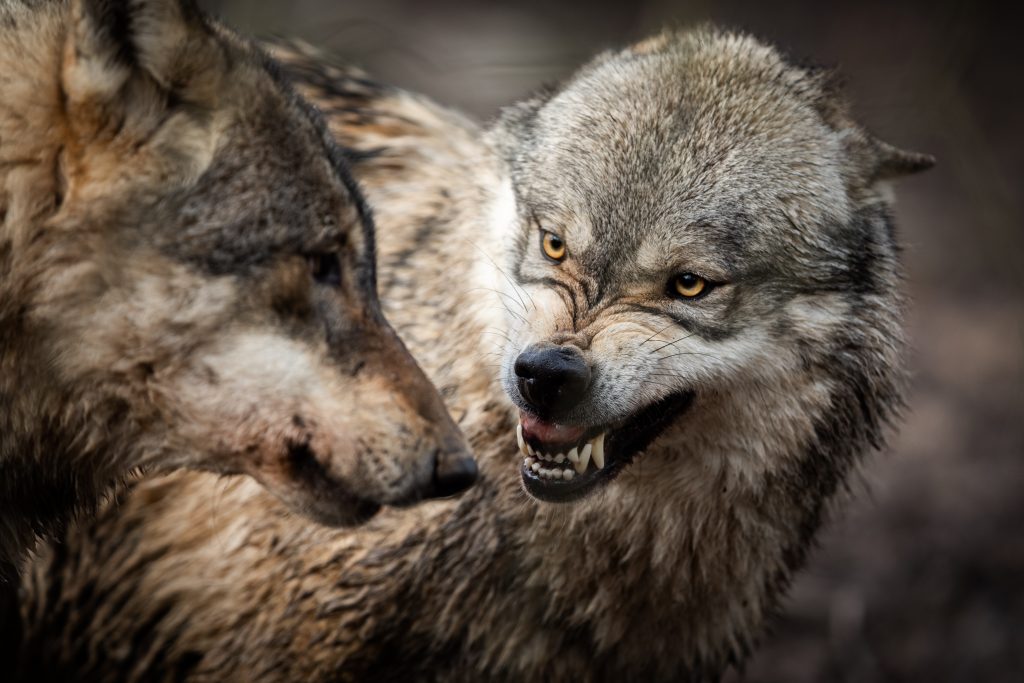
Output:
[
  {"xmin": 144, "ymin": 331, "xmax": 369, "ymax": 524},
  {"xmin": 155, "ymin": 328, "xmax": 472, "ymax": 525}
]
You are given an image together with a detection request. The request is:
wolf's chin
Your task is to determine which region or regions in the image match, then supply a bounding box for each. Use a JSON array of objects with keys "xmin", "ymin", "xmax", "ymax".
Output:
[{"xmin": 517, "ymin": 391, "xmax": 695, "ymax": 503}]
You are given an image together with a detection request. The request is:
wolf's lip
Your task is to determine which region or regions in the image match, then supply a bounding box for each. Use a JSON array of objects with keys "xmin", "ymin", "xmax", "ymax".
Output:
[
  {"xmin": 519, "ymin": 412, "xmax": 589, "ymax": 450},
  {"xmin": 516, "ymin": 392, "xmax": 695, "ymax": 503}
]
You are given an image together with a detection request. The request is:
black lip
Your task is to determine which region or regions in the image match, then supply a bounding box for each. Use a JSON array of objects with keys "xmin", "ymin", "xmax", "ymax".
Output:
[
  {"xmin": 521, "ymin": 391, "xmax": 695, "ymax": 503},
  {"xmin": 285, "ymin": 442, "xmax": 382, "ymax": 526}
]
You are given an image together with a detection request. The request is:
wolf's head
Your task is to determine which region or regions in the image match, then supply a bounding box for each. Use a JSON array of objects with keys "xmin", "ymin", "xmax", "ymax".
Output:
[
  {"xmin": 0, "ymin": 0, "xmax": 475, "ymax": 527},
  {"xmin": 487, "ymin": 29, "xmax": 931, "ymax": 503}
]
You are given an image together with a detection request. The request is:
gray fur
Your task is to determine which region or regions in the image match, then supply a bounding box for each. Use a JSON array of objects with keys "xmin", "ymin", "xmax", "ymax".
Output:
[{"xmin": 13, "ymin": 28, "xmax": 930, "ymax": 681}]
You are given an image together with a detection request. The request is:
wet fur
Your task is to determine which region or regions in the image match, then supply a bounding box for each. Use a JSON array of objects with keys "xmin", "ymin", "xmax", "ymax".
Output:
[
  {"xmin": 14, "ymin": 28, "xmax": 930, "ymax": 680},
  {"xmin": 0, "ymin": 0, "xmax": 470, "ymax": 579}
]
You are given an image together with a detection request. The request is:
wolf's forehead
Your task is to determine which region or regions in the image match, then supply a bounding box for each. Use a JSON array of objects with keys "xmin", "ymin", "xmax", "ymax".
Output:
[
  {"xmin": 530, "ymin": 50, "xmax": 850, "ymax": 270},
  {"xmin": 154, "ymin": 84, "xmax": 363, "ymax": 274}
]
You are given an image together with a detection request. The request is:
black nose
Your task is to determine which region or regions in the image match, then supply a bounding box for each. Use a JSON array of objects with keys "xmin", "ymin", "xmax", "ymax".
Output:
[
  {"xmin": 514, "ymin": 344, "xmax": 591, "ymax": 416},
  {"xmin": 429, "ymin": 450, "xmax": 478, "ymax": 498}
]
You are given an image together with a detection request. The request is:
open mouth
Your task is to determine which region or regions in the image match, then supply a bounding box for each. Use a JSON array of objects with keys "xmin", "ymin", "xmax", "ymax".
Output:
[{"xmin": 516, "ymin": 391, "xmax": 695, "ymax": 503}]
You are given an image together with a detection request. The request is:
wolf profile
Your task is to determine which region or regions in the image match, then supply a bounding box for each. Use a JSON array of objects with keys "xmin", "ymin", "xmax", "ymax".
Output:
[
  {"xmin": 14, "ymin": 27, "xmax": 930, "ymax": 681},
  {"xmin": 0, "ymin": 0, "xmax": 476, "ymax": 579}
]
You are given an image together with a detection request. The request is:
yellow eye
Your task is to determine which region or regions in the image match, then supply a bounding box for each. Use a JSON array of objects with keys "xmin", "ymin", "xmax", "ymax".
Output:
[
  {"xmin": 672, "ymin": 273, "xmax": 708, "ymax": 299},
  {"xmin": 541, "ymin": 231, "xmax": 567, "ymax": 262}
]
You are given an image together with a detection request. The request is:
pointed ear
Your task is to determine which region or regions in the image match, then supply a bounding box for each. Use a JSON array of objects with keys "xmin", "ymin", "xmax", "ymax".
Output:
[
  {"xmin": 63, "ymin": 0, "xmax": 218, "ymax": 114},
  {"xmin": 490, "ymin": 86, "xmax": 556, "ymax": 164},
  {"xmin": 800, "ymin": 65, "xmax": 935, "ymax": 183},
  {"xmin": 869, "ymin": 136, "xmax": 935, "ymax": 179}
]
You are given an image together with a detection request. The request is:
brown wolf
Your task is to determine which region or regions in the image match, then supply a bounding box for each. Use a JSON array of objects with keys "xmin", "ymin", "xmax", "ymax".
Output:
[
  {"xmin": 0, "ymin": 0, "xmax": 476, "ymax": 580},
  {"xmin": 15, "ymin": 28, "xmax": 930, "ymax": 681}
]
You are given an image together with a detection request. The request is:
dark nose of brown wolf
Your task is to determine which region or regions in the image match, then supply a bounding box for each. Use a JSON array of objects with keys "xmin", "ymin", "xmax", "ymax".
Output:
[
  {"xmin": 429, "ymin": 448, "xmax": 478, "ymax": 498},
  {"xmin": 514, "ymin": 344, "xmax": 591, "ymax": 418}
]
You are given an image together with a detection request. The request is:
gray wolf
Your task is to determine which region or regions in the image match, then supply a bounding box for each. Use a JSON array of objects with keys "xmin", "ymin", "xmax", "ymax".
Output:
[
  {"xmin": 13, "ymin": 27, "xmax": 930, "ymax": 681},
  {"xmin": 0, "ymin": 0, "xmax": 475, "ymax": 580}
]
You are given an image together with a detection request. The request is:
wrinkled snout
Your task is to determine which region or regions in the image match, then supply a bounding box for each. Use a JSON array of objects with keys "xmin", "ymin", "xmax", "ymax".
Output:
[{"xmin": 514, "ymin": 343, "xmax": 592, "ymax": 419}]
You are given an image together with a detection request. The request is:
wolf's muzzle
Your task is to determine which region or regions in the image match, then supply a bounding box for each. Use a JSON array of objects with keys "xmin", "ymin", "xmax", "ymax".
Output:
[
  {"xmin": 430, "ymin": 447, "xmax": 478, "ymax": 498},
  {"xmin": 514, "ymin": 344, "xmax": 591, "ymax": 418}
]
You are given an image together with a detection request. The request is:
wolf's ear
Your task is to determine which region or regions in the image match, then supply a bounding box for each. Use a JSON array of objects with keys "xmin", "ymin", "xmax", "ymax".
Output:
[
  {"xmin": 489, "ymin": 87, "xmax": 555, "ymax": 164},
  {"xmin": 63, "ymin": 0, "xmax": 220, "ymax": 118},
  {"xmin": 868, "ymin": 136, "xmax": 935, "ymax": 180},
  {"xmin": 804, "ymin": 66, "xmax": 935, "ymax": 182},
  {"xmin": 840, "ymin": 127, "xmax": 935, "ymax": 185}
]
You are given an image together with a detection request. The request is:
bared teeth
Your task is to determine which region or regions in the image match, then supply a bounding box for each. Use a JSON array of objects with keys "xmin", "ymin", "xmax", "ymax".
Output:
[
  {"xmin": 575, "ymin": 442, "xmax": 592, "ymax": 474},
  {"xmin": 517, "ymin": 429, "xmax": 609, "ymax": 479},
  {"xmin": 591, "ymin": 433, "xmax": 605, "ymax": 470},
  {"xmin": 571, "ymin": 433, "xmax": 606, "ymax": 475}
]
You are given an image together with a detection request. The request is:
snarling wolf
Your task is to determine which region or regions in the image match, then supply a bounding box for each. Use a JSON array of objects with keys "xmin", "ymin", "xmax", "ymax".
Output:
[
  {"xmin": 0, "ymin": 0, "xmax": 476, "ymax": 579},
  {"xmin": 14, "ymin": 27, "xmax": 931, "ymax": 681}
]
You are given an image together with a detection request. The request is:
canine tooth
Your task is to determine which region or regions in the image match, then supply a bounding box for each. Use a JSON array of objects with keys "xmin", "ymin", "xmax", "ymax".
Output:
[
  {"xmin": 527, "ymin": 444, "xmax": 536, "ymax": 456},
  {"xmin": 575, "ymin": 443, "xmax": 592, "ymax": 474},
  {"xmin": 562, "ymin": 469, "xmax": 574, "ymax": 481},
  {"xmin": 555, "ymin": 453, "xmax": 565, "ymax": 464},
  {"xmin": 592, "ymin": 433, "xmax": 606, "ymax": 469},
  {"xmin": 525, "ymin": 457, "xmax": 536, "ymax": 468},
  {"xmin": 517, "ymin": 424, "xmax": 526, "ymax": 455},
  {"xmin": 531, "ymin": 462, "xmax": 541, "ymax": 473},
  {"xmin": 567, "ymin": 447, "xmax": 579, "ymax": 464}
]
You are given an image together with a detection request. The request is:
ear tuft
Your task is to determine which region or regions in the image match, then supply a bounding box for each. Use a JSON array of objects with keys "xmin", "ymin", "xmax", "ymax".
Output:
[
  {"xmin": 65, "ymin": 0, "xmax": 135, "ymax": 103},
  {"xmin": 65, "ymin": 0, "xmax": 209, "ymax": 105},
  {"xmin": 872, "ymin": 138, "xmax": 936, "ymax": 179},
  {"xmin": 124, "ymin": 0, "xmax": 207, "ymax": 90}
]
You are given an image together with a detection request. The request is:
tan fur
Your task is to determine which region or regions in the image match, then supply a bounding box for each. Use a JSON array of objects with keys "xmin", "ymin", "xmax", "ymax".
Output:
[
  {"xmin": 0, "ymin": 1, "xmax": 474, "ymax": 579},
  {"xmin": 16, "ymin": 29, "xmax": 930, "ymax": 681}
]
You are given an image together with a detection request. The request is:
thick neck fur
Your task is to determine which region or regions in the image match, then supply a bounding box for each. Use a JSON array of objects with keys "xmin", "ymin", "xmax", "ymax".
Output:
[
  {"xmin": 343, "ymin": 169, "xmax": 899, "ymax": 680},
  {"xmin": 0, "ymin": 1, "xmax": 134, "ymax": 576},
  {"xmin": 359, "ymin": 92, "xmax": 902, "ymax": 676},
  {"xmin": 18, "ymin": 43, "xmax": 906, "ymax": 681}
]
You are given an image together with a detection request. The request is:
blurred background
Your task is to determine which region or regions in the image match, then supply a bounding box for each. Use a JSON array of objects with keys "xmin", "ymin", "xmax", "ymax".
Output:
[{"xmin": 209, "ymin": 1, "xmax": 1022, "ymax": 681}]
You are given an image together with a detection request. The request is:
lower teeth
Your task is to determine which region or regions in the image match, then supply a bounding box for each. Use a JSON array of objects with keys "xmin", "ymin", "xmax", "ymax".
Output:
[
  {"xmin": 518, "ymin": 431, "xmax": 607, "ymax": 481},
  {"xmin": 523, "ymin": 461, "xmax": 575, "ymax": 481}
]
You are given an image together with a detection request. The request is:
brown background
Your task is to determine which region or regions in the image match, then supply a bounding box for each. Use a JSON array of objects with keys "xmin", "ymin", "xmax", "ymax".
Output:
[{"xmin": 209, "ymin": 1, "xmax": 1023, "ymax": 680}]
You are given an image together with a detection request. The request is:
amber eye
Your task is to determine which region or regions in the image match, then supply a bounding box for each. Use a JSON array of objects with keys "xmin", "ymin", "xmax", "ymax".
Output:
[
  {"xmin": 671, "ymin": 273, "xmax": 708, "ymax": 299},
  {"xmin": 541, "ymin": 231, "xmax": 567, "ymax": 262}
]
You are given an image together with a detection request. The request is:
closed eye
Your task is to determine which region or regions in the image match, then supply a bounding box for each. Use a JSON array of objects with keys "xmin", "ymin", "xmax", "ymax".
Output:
[{"xmin": 307, "ymin": 252, "xmax": 341, "ymax": 287}]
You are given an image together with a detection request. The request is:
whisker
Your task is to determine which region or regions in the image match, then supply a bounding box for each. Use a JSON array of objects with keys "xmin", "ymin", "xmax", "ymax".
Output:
[
  {"xmin": 641, "ymin": 322, "xmax": 677, "ymax": 345},
  {"xmin": 650, "ymin": 332, "xmax": 696, "ymax": 354},
  {"xmin": 462, "ymin": 238, "xmax": 536, "ymax": 312},
  {"xmin": 655, "ymin": 350, "xmax": 721, "ymax": 361},
  {"xmin": 464, "ymin": 286, "xmax": 530, "ymax": 318}
]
